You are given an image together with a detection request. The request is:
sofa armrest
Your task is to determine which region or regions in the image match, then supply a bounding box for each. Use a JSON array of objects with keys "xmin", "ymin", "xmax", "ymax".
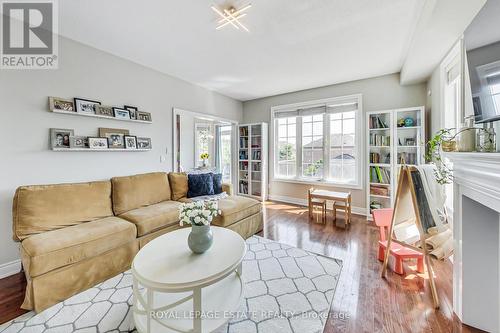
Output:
[{"xmin": 222, "ymin": 183, "xmax": 233, "ymax": 196}]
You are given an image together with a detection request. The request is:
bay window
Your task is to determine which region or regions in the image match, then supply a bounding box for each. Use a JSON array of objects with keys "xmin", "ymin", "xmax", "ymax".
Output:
[{"xmin": 272, "ymin": 95, "xmax": 362, "ymax": 187}]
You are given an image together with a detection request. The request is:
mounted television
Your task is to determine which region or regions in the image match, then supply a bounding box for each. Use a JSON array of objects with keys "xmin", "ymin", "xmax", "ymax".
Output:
[{"xmin": 466, "ymin": 41, "xmax": 500, "ymax": 124}]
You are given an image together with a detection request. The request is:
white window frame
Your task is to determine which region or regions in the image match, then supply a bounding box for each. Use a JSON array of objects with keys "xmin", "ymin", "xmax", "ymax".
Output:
[{"xmin": 270, "ymin": 94, "xmax": 363, "ymax": 189}]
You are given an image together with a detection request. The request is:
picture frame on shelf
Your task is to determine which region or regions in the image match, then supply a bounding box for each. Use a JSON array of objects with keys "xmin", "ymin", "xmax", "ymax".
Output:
[
  {"xmin": 50, "ymin": 128, "xmax": 74, "ymax": 149},
  {"xmin": 124, "ymin": 105, "xmax": 138, "ymax": 120},
  {"xmin": 137, "ymin": 137, "xmax": 152, "ymax": 150},
  {"xmin": 74, "ymin": 98, "xmax": 101, "ymax": 115},
  {"xmin": 88, "ymin": 137, "xmax": 109, "ymax": 150},
  {"xmin": 49, "ymin": 97, "xmax": 74, "ymax": 112},
  {"xmin": 124, "ymin": 135, "xmax": 138, "ymax": 149},
  {"xmin": 95, "ymin": 105, "xmax": 114, "ymax": 117},
  {"xmin": 98, "ymin": 128, "xmax": 129, "ymax": 149},
  {"xmin": 136, "ymin": 111, "xmax": 152, "ymax": 122},
  {"xmin": 112, "ymin": 107, "xmax": 131, "ymax": 120},
  {"xmin": 70, "ymin": 136, "xmax": 88, "ymax": 148}
]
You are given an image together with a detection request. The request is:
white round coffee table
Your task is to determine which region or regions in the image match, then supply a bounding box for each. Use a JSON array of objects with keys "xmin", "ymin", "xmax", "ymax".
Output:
[{"xmin": 132, "ymin": 226, "xmax": 246, "ymax": 333}]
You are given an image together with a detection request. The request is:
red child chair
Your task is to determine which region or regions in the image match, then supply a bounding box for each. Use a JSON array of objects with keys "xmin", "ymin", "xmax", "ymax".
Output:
[{"xmin": 372, "ymin": 208, "xmax": 424, "ymax": 275}]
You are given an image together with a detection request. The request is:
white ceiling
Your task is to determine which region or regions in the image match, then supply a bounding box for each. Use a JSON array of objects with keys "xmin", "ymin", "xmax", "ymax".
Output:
[
  {"xmin": 58, "ymin": 0, "xmax": 425, "ymax": 101},
  {"xmin": 465, "ymin": 0, "xmax": 500, "ymax": 50}
]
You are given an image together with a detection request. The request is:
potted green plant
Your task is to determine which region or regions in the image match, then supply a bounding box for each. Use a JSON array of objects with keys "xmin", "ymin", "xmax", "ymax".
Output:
[{"xmin": 426, "ymin": 127, "xmax": 487, "ymax": 184}]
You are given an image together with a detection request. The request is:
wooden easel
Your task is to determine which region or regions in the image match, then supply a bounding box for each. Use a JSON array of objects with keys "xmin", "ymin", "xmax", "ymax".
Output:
[{"xmin": 381, "ymin": 164, "xmax": 440, "ymax": 309}]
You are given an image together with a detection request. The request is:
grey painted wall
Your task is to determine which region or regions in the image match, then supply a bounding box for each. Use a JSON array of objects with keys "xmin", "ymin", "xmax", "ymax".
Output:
[
  {"xmin": 242, "ymin": 73, "xmax": 427, "ymax": 208},
  {"xmin": 0, "ymin": 37, "xmax": 242, "ymax": 268}
]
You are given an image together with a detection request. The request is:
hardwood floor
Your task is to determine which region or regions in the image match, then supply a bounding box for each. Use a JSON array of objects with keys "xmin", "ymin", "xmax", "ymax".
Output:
[
  {"xmin": 259, "ymin": 201, "xmax": 483, "ymax": 333},
  {"xmin": 0, "ymin": 200, "xmax": 485, "ymax": 332}
]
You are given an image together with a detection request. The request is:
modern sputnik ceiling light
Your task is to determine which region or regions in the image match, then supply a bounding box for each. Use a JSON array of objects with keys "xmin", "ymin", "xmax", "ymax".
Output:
[{"xmin": 211, "ymin": 4, "xmax": 252, "ymax": 32}]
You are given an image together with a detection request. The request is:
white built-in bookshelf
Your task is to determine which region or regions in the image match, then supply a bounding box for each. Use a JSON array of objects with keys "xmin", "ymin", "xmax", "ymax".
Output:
[
  {"xmin": 238, "ymin": 123, "xmax": 268, "ymax": 201},
  {"xmin": 366, "ymin": 106, "xmax": 425, "ymax": 217}
]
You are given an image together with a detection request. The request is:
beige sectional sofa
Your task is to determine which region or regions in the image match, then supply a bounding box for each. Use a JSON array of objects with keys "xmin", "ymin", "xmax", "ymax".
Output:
[{"xmin": 13, "ymin": 172, "xmax": 262, "ymax": 312}]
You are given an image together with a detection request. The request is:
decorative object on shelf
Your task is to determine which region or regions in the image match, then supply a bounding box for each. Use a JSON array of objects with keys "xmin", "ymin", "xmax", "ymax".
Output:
[
  {"xmin": 426, "ymin": 126, "xmax": 492, "ymax": 184},
  {"xmin": 74, "ymin": 98, "xmax": 101, "ymax": 114},
  {"xmin": 136, "ymin": 111, "xmax": 152, "ymax": 122},
  {"xmin": 124, "ymin": 135, "xmax": 138, "ymax": 149},
  {"xmin": 112, "ymin": 107, "xmax": 131, "ymax": 120},
  {"xmin": 98, "ymin": 128, "xmax": 130, "ymax": 149},
  {"xmin": 124, "ymin": 105, "xmax": 138, "ymax": 120},
  {"xmin": 397, "ymin": 118, "xmax": 405, "ymax": 127},
  {"xmin": 179, "ymin": 201, "xmax": 221, "ymax": 254},
  {"xmin": 404, "ymin": 117, "xmax": 415, "ymax": 127},
  {"xmin": 95, "ymin": 105, "xmax": 114, "ymax": 117},
  {"xmin": 405, "ymin": 138, "xmax": 416, "ymax": 146},
  {"xmin": 457, "ymin": 116, "xmax": 476, "ymax": 152},
  {"xmin": 49, "ymin": 97, "xmax": 74, "ymax": 112},
  {"xmin": 200, "ymin": 152, "xmax": 210, "ymax": 167},
  {"xmin": 137, "ymin": 137, "xmax": 152, "ymax": 150},
  {"xmin": 50, "ymin": 128, "xmax": 74, "ymax": 149},
  {"xmin": 477, "ymin": 123, "xmax": 496, "ymax": 152},
  {"xmin": 70, "ymin": 136, "xmax": 88, "ymax": 148},
  {"xmin": 88, "ymin": 137, "xmax": 109, "ymax": 149}
]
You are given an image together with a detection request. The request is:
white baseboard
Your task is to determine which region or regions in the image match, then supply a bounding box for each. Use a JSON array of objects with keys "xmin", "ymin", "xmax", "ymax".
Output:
[
  {"xmin": 0, "ymin": 259, "xmax": 22, "ymax": 279},
  {"xmin": 268, "ymin": 194, "xmax": 367, "ymax": 216}
]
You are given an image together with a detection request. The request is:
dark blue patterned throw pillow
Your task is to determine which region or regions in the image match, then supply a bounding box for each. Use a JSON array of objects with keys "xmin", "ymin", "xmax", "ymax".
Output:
[
  {"xmin": 212, "ymin": 173, "xmax": 223, "ymax": 194},
  {"xmin": 187, "ymin": 173, "xmax": 214, "ymax": 198}
]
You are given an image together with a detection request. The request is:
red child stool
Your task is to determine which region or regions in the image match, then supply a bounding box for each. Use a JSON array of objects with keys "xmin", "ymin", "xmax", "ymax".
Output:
[{"xmin": 372, "ymin": 208, "xmax": 424, "ymax": 275}]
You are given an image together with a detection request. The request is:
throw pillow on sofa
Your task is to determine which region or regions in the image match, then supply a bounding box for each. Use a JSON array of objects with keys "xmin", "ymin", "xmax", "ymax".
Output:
[
  {"xmin": 212, "ymin": 173, "xmax": 223, "ymax": 194},
  {"xmin": 168, "ymin": 172, "xmax": 188, "ymax": 200},
  {"xmin": 187, "ymin": 173, "xmax": 214, "ymax": 198}
]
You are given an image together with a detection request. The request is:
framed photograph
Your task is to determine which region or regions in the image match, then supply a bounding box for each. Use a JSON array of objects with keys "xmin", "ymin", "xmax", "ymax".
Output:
[
  {"xmin": 98, "ymin": 128, "xmax": 130, "ymax": 149},
  {"xmin": 137, "ymin": 137, "xmax": 152, "ymax": 150},
  {"xmin": 49, "ymin": 97, "xmax": 74, "ymax": 112},
  {"xmin": 113, "ymin": 107, "xmax": 131, "ymax": 120},
  {"xmin": 136, "ymin": 111, "xmax": 152, "ymax": 122},
  {"xmin": 95, "ymin": 105, "xmax": 114, "ymax": 117},
  {"xmin": 124, "ymin": 135, "xmax": 138, "ymax": 149},
  {"xmin": 70, "ymin": 136, "xmax": 88, "ymax": 148},
  {"xmin": 50, "ymin": 128, "xmax": 74, "ymax": 149},
  {"xmin": 124, "ymin": 105, "xmax": 138, "ymax": 120},
  {"xmin": 405, "ymin": 138, "xmax": 416, "ymax": 146},
  {"xmin": 88, "ymin": 137, "xmax": 109, "ymax": 150},
  {"xmin": 74, "ymin": 98, "xmax": 101, "ymax": 114}
]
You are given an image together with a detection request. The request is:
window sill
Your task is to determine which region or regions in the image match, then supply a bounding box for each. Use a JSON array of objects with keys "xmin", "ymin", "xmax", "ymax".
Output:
[{"xmin": 271, "ymin": 177, "xmax": 362, "ymax": 190}]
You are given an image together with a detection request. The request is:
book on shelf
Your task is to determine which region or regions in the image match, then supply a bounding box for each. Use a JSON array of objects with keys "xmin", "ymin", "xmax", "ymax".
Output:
[
  {"xmin": 239, "ymin": 161, "xmax": 248, "ymax": 170},
  {"xmin": 239, "ymin": 137, "xmax": 248, "ymax": 148},
  {"xmin": 239, "ymin": 181, "xmax": 248, "ymax": 194},
  {"xmin": 370, "ymin": 116, "xmax": 388, "ymax": 129},
  {"xmin": 369, "ymin": 133, "xmax": 390, "ymax": 146},
  {"xmin": 252, "ymin": 150, "xmax": 261, "ymax": 160},
  {"xmin": 239, "ymin": 127, "xmax": 248, "ymax": 136},
  {"xmin": 370, "ymin": 166, "xmax": 390, "ymax": 184},
  {"xmin": 370, "ymin": 152, "xmax": 380, "ymax": 163},
  {"xmin": 397, "ymin": 152, "xmax": 417, "ymax": 164}
]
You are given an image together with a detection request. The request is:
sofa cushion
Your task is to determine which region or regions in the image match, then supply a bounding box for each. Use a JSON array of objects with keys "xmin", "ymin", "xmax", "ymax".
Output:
[
  {"xmin": 213, "ymin": 173, "xmax": 223, "ymax": 194},
  {"xmin": 168, "ymin": 172, "xmax": 188, "ymax": 201},
  {"xmin": 112, "ymin": 172, "xmax": 171, "ymax": 215},
  {"xmin": 187, "ymin": 173, "xmax": 214, "ymax": 198},
  {"xmin": 13, "ymin": 181, "xmax": 113, "ymax": 241},
  {"xmin": 212, "ymin": 196, "xmax": 262, "ymax": 227},
  {"xmin": 119, "ymin": 200, "xmax": 182, "ymax": 236},
  {"xmin": 21, "ymin": 217, "xmax": 136, "ymax": 277}
]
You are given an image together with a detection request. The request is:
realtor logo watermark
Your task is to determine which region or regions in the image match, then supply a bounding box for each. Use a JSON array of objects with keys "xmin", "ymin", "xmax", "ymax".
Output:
[{"xmin": 1, "ymin": 0, "xmax": 58, "ymax": 69}]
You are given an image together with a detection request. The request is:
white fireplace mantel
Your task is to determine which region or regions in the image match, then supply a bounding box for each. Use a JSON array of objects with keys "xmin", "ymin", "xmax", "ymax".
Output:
[{"xmin": 444, "ymin": 152, "xmax": 500, "ymax": 333}]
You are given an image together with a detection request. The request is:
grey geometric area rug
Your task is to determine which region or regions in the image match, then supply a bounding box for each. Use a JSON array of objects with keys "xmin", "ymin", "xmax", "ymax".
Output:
[{"xmin": 0, "ymin": 236, "xmax": 342, "ymax": 333}]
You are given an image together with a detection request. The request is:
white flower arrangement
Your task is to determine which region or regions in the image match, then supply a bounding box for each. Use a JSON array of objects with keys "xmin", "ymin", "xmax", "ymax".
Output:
[{"xmin": 179, "ymin": 200, "xmax": 221, "ymax": 226}]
